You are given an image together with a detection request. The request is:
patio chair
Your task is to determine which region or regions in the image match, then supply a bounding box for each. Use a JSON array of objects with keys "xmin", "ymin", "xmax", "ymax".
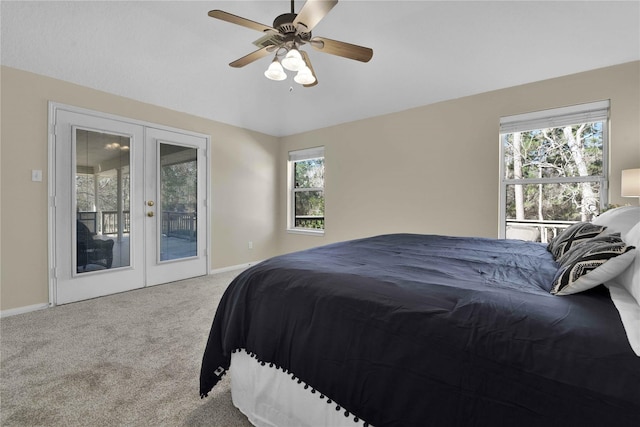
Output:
[{"xmin": 76, "ymin": 220, "xmax": 114, "ymax": 271}]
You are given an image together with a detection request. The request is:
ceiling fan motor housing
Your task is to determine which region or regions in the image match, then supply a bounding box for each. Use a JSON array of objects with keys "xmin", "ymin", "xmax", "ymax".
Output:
[
  {"xmin": 273, "ymin": 13, "xmax": 311, "ymax": 40},
  {"xmin": 273, "ymin": 13, "xmax": 297, "ymax": 32}
]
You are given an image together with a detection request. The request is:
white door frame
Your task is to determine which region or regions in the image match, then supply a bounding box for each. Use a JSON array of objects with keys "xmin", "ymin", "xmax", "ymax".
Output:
[{"xmin": 48, "ymin": 102, "xmax": 211, "ymax": 306}]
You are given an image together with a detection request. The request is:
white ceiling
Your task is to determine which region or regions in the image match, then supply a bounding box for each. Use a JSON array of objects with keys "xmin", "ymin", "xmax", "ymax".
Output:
[{"xmin": 2, "ymin": 0, "xmax": 639, "ymax": 137}]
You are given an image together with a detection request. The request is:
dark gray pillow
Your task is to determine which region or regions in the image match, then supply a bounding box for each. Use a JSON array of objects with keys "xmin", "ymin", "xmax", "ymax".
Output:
[
  {"xmin": 547, "ymin": 222, "xmax": 607, "ymax": 259},
  {"xmin": 551, "ymin": 234, "xmax": 636, "ymax": 295}
]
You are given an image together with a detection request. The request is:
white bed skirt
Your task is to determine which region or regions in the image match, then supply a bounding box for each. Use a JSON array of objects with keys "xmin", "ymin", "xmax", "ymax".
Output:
[{"xmin": 230, "ymin": 350, "xmax": 367, "ymax": 427}]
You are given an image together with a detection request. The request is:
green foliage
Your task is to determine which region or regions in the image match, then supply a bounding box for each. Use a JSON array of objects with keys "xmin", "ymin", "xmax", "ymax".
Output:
[
  {"xmin": 294, "ymin": 158, "xmax": 325, "ymax": 229},
  {"xmin": 161, "ymin": 160, "xmax": 197, "ymax": 213},
  {"xmin": 294, "ymin": 218, "xmax": 324, "ymax": 229},
  {"xmin": 295, "ymin": 190, "xmax": 324, "ymax": 215},
  {"xmin": 295, "ymin": 158, "xmax": 324, "ymax": 188}
]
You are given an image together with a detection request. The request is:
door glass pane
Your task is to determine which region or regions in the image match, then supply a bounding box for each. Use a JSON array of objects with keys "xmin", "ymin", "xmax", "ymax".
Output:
[
  {"xmin": 75, "ymin": 129, "xmax": 130, "ymax": 273},
  {"xmin": 160, "ymin": 143, "xmax": 197, "ymax": 261}
]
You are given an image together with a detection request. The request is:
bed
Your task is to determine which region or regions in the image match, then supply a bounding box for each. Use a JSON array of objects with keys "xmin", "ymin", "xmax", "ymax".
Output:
[{"xmin": 200, "ymin": 207, "xmax": 640, "ymax": 426}]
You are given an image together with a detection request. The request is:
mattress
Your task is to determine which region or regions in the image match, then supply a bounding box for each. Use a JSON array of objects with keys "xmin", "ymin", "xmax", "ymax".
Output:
[{"xmin": 201, "ymin": 233, "xmax": 640, "ymax": 426}]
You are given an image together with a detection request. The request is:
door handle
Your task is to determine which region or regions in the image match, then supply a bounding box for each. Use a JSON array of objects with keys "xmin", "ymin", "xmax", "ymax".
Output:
[
  {"xmin": 147, "ymin": 201, "xmax": 155, "ymax": 206},
  {"xmin": 147, "ymin": 211, "xmax": 154, "ymax": 217}
]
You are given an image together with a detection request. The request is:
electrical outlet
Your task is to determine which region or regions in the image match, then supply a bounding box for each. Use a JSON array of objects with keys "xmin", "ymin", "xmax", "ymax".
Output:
[{"xmin": 248, "ymin": 241, "xmax": 253, "ymax": 250}]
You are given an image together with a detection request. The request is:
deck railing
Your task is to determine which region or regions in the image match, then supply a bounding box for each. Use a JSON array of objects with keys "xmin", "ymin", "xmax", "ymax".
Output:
[
  {"xmin": 506, "ymin": 219, "xmax": 576, "ymax": 243},
  {"xmin": 162, "ymin": 211, "xmax": 197, "ymax": 240},
  {"xmin": 102, "ymin": 211, "xmax": 131, "ymax": 234},
  {"xmin": 80, "ymin": 211, "xmax": 196, "ymax": 239}
]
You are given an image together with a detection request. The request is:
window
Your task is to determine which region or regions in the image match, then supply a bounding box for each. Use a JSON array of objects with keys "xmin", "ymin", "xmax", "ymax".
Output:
[
  {"xmin": 499, "ymin": 100, "xmax": 609, "ymax": 243},
  {"xmin": 288, "ymin": 147, "xmax": 325, "ymax": 233}
]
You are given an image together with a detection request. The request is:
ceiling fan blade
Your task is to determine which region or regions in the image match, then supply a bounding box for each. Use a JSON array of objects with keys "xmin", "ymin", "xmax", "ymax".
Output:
[
  {"xmin": 310, "ymin": 36, "xmax": 373, "ymax": 62},
  {"xmin": 208, "ymin": 10, "xmax": 276, "ymax": 33},
  {"xmin": 293, "ymin": 0, "xmax": 338, "ymax": 32},
  {"xmin": 301, "ymin": 50, "xmax": 318, "ymax": 87},
  {"xmin": 229, "ymin": 47, "xmax": 272, "ymax": 68}
]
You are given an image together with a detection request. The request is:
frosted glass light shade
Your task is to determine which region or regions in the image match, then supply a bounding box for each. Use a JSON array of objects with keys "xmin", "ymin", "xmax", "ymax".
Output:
[
  {"xmin": 264, "ymin": 60, "xmax": 286, "ymax": 81},
  {"xmin": 293, "ymin": 66, "xmax": 316, "ymax": 85},
  {"xmin": 281, "ymin": 49, "xmax": 304, "ymax": 71},
  {"xmin": 621, "ymin": 168, "xmax": 640, "ymax": 197}
]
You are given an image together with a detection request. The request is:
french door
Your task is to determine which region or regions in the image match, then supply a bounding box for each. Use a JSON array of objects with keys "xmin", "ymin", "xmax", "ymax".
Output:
[
  {"xmin": 51, "ymin": 105, "xmax": 209, "ymax": 305},
  {"xmin": 144, "ymin": 128, "xmax": 208, "ymax": 286}
]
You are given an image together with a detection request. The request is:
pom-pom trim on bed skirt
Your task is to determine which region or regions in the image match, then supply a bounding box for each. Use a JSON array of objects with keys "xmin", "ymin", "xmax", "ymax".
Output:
[{"xmin": 231, "ymin": 348, "xmax": 371, "ymax": 426}]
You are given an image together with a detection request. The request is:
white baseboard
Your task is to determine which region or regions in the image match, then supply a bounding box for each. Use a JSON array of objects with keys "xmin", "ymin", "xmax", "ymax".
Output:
[
  {"xmin": 210, "ymin": 261, "xmax": 262, "ymax": 275},
  {"xmin": 1, "ymin": 264, "xmax": 262, "ymax": 318},
  {"xmin": 1, "ymin": 303, "xmax": 49, "ymax": 318}
]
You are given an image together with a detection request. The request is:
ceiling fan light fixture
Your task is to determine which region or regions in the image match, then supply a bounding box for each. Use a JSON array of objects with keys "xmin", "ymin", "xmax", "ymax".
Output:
[
  {"xmin": 281, "ymin": 48, "xmax": 305, "ymax": 71},
  {"xmin": 264, "ymin": 58, "xmax": 287, "ymax": 81},
  {"xmin": 293, "ymin": 66, "xmax": 316, "ymax": 85}
]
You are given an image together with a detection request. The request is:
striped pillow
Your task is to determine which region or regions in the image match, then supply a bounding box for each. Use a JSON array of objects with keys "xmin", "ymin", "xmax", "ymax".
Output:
[
  {"xmin": 547, "ymin": 222, "xmax": 607, "ymax": 259},
  {"xmin": 551, "ymin": 234, "xmax": 636, "ymax": 295}
]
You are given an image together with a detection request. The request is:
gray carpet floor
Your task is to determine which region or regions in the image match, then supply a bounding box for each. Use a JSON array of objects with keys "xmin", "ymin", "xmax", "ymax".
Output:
[{"xmin": 0, "ymin": 270, "xmax": 254, "ymax": 427}]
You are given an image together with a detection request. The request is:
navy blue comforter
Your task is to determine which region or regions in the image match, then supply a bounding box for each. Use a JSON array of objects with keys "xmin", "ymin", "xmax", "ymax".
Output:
[{"xmin": 200, "ymin": 234, "xmax": 640, "ymax": 426}]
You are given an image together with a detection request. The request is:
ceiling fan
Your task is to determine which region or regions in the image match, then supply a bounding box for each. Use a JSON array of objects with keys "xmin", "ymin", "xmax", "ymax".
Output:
[{"xmin": 208, "ymin": 0, "xmax": 373, "ymax": 87}]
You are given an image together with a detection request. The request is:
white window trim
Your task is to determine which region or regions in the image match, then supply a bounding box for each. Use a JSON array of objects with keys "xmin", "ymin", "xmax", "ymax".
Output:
[
  {"xmin": 499, "ymin": 100, "xmax": 610, "ymax": 134},
  {"xmin": 287, "ymin": 146, "xmax": 325, "ymax": 235},
  {"xmin": 498, "ymin": 100, "xmax": 610, "ymax": 238}
]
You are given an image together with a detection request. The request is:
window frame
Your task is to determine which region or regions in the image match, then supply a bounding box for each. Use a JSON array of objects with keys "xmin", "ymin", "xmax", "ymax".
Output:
[
  {"xmin": 287, "ymin": 146, "xmax": 325, "ymax": 235},
  {"xmin": 498, "ymin": 100, "xmax": 610, "ymax": 239}
]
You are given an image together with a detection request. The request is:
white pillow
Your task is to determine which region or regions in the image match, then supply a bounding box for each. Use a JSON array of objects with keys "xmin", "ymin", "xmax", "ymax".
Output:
[
  {"xmin": 593, "ymin": 206, "xmax": 640, "ymax": 236},
  {"xmin": 606, "ymin": 284, "xmax": 640, "ymax": 356},
  {"xmin": 609, "ymin": 222, "xmax": 640, "ymax": 304}
]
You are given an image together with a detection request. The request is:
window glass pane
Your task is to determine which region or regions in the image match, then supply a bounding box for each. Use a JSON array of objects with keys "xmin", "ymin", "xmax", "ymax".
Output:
[
  {"xmin": 505, "ymin": 182, "xmax": 601, "ymax": 242},
  {"xmin": 503, "ymin": 122, "xmax": 604, "ymax": 179},
  {"xmin": 295, "ymin": 190, "xmax": 324, "ymax": 229},
  {"xmin": 75, "ymin": 129, "xmax": 130, "ymax": 273},
  {"xmin": 295, "ymin": 158, "xmax": 324, "ymax": 188},
  {"xmin": 290, "ymin": 148, "xmax": 325, "ymax": 231},
  {"xmin": 160, "ymin": 143, "xmax": 198, "ymax": 261}
]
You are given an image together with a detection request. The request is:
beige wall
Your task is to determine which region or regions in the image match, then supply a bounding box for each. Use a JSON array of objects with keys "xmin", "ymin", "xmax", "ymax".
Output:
[
  {"xmin": 0, "ymin": 66, "xmax": 280, "ymax": 311},
  {"xmin": 279, "ymin": 61, "xmax": 640, "ymax": 254},
  {"xmin": 2, "ymin": 62, "xmax": 639, "ymax": 312}
]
